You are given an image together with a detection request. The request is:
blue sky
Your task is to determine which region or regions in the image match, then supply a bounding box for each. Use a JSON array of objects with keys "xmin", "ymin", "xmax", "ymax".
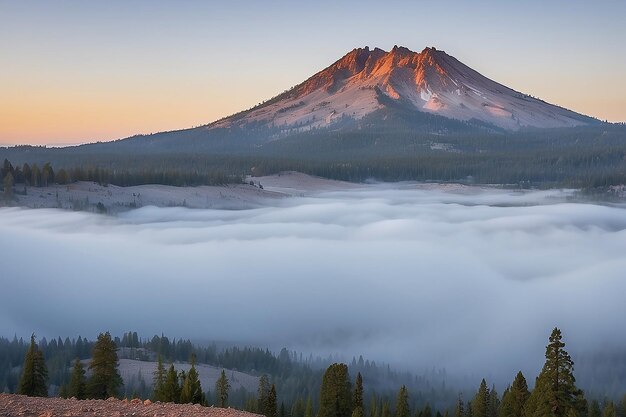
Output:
[{"xmin": 1, "ymin": 0, "xmax": 625, "ymax": 144}]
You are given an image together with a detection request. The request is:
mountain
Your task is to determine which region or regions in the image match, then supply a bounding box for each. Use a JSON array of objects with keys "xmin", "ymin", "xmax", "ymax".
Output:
[
  {"xmin": 209, "ymin": 45, "xmax": 594, "ymax": 132},
  {"xmin": 4, "ymin": 45, "xmax": 624, "ymax": 188}
]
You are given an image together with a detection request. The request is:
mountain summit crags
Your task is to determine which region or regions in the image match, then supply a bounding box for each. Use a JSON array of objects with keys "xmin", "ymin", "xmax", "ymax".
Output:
[{"xmin": 211, "ymin": 45, "xmax": 593, "ymax": 131}]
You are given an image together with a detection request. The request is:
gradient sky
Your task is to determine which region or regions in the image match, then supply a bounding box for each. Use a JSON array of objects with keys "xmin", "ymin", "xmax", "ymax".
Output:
[{"xmin": 1, "ymin": 0, "xmax": 625, "ymax": 145}]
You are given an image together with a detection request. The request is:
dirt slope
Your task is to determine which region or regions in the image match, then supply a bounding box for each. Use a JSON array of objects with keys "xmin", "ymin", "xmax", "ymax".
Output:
[{"xmin": 0, "ymin": 393, "xmax": 262, "ymax": 417}]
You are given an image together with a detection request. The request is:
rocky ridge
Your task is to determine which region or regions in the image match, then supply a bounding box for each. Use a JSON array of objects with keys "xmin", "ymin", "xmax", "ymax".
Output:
[{"xmin": 0, "ymin": 393, "xmax": 263, "ymax": 417}]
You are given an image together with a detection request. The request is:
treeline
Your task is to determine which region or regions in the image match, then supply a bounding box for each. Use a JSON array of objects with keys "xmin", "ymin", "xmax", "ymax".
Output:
[
  {"xmin": 3, "ymin": 123, "xmax": 626, "ymax": 189},
  {"xmin": 9, "ymin": 328, "xmax": 626, "ymax": 417},
  {"xmin": 0, "ymin": 158, "xmax": 242, "ymax": 193}
]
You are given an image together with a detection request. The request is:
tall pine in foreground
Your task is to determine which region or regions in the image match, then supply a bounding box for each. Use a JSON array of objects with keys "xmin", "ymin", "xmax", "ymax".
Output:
[
  {"xmin": 266, "ymin": 384, "xmax": 278, "ymax": 417},
  {"xmin": 163, "ymin": 364, "xmax": 181, "ymax": 403},
  {"xmin": 67, "ymin": 358, "xmax": 87, "ymax": 399},
  {"xmin": 258, "ymin": 374, "xmax": 271, "ymax": 416},
  {"xmin": 396, "ymin": 385, "xmax": 410, "ymax": 417},
  {"xmin": 524, "ymin": 328, "xmax": 585, "ymax": 417},
  {"xmin": 180, "ymin": 356, "xmax": 205, "ymax": 405},
  {"xmin": 88, "ymin": 332, "xmax": 123, "ymax": 399},
  {"xmin": 17, "ymin": 334, "xmax": 48, "ymax": 397},
  {"xmin": 353, "ymin": 373, "xmax": 365, "ymax": 417},
  {"xmin": 152, "ymin": 355, "xmax": 166, "ymax": 402},
  {"xmin": 216, "ymin": 369, "xmax": 231, "ymax": 408},
  {"xmin": 500, "ymin": 372, "xmax": 530, "ymax": 417},
  {"xmin": 318, "ymin": 363, "xmax": 352, "ymax": 417},
  {"xmin": 472, "ymin": 379, "xmax": 490, "ymax": 417}
]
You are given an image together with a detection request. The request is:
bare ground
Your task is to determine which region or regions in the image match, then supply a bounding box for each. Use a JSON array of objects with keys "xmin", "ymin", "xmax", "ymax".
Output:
[
  {"xmin": 0, "ymin": 393, "xmax": 262, "ymax": 417},
  {"xmin": 116, "ymin": 359, "xmax": 259, "ymax": 392},
  {"xmin": 1, "ymin": 172, "xmax": 361, "ymax": 213}
]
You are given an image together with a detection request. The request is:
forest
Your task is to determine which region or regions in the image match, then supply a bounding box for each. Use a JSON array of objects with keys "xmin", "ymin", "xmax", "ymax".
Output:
[
  {"xmin": 2, "ymin": 328, "xmax": 626, "ymax": 417},
  {"xmin": 1, "ymin": 120, "xmax": 626, "ymax": 190}
]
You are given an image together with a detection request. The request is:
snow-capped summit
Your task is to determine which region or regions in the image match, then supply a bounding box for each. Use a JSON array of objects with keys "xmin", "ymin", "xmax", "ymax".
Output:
[{"xmin": 211, "ymin": 46, "xmax": 593, "ymax": 131}]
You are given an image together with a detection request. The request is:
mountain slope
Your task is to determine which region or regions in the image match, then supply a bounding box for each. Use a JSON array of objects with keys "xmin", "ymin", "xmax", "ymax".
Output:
[{"xmin": 209, "ymin": 45, "xmax": 595, "ymax": 131}]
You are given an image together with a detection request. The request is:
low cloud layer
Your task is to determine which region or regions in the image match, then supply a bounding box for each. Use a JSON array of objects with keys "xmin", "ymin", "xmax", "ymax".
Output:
[{"xmin": 2, "ymin": 186, "xmax": 626, "ymax": 382}]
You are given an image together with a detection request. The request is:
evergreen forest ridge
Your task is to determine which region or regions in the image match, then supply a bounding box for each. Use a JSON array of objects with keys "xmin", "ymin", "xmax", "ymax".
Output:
[{"xmin": 2, "ymin": 329, "xmax": 626, "ymax": 417}]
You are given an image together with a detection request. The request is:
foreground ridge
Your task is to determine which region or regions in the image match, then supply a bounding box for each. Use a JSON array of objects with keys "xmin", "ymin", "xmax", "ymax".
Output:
[{"xmin": 0, "ymin": 393, "xmax": 264, "ymax": 417}]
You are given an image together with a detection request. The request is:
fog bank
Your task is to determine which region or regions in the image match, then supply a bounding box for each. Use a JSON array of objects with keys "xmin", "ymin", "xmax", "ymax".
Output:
[{"xmin": 1, "ymin": 185, "xmax": 625, "ymax": 382}]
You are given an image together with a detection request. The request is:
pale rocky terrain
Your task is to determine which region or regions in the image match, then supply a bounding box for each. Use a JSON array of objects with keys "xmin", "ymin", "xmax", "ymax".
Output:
[
  {"xmin": 116, "ymin": 359, "xmax": 259, "ymax": 393},
  {"xmin": 0, "ymin": 393, "xmax": 262, "ymax": 417},
  {"xmin": 1, "ymin": 172, "xmax": 362, "ymax": 213},
  {"xmin": 211, "ymin": 46, "xmax": 593, "ymax": 131}
]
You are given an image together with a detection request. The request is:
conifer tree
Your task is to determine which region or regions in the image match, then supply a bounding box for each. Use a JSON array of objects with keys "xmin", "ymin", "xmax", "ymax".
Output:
[
  {"xmin": 500, "ymin": 372, "xmax": 530, "ymax": 417},
  {"xmin": 17, "ymin": 334, "xmax": 48, "ymax": 397},
  {"xmin": 68, "ymin": 358, "xmax": 86, "ymax": 399},
  {"xmin": 524, "ymin": 328, "xmax": 585, "ymax": 417},
  {"xmin": 163, "ymin": 364, "xmax": 180, "ymax": 403},
  {"xmin": 216, "ymin": 369, "xmax": 231, "ymax": 408},
  {"xmin": 3, "ymin": 172, "xmax": 14, "ymax": 198},
  {"xmin": 396, "ymin": 385, "xmax": 410, "ymax": 417},
  {"xmin": 152, "ymin": 355, "xmax": 166, "ymax": 402},
  {"xmin": 88, "ymin": 332, "xmax": 123, "ymax": 399},
  {"xmin": 258, "ymin": 374, "xmax": 271, "ymax": 415},
  {"xmin": 422, "ymin": 403, "xmax": 433, "ymax": 417},
  {"xmin": 305, "ymin": 395, "xmax": 313, "ymax": 417},
  {"xmin": 603, "ymin": 403, "xmax": 616, "ymax": 417},
  {"xmin": 266, "ymin": 384, "xmax": 278, "ymax": 417},
  {"xmin": 618, "ymin": 396, "xmax": 626, "ymax": 417},
  {"xmin": 382, "ymin": 401, "xmax": 392, "ymax": 417},
  {"xmin": 353, "ymin": 373, "xmax": 365, "ymax": 417},
  {"xmin": 587, "ymin": 401, "xmax": 601, "ymax": 417},
  {"xmin": 318, "ymin": 363, "xmax": 352, "ymax": 417},
  {"xmin": 180, "ymin": 357, "xmax": 205, "ymax": 405},
  {"xmin": 472, "ymin": 380, "xmax": 490, "ymax": 417},
  {"xmin": 455, "ymin": 396, "xmax": 465, "ymax": 417},
  {"xmin": 488, "ymin": 386, "xmax": 500, "ymax": 417}
]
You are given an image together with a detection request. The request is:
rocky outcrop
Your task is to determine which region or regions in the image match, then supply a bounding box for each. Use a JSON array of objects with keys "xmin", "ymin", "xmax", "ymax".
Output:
[{"xmin": 0, "ymin": 393, "xmax": 263, "ymax": 417}]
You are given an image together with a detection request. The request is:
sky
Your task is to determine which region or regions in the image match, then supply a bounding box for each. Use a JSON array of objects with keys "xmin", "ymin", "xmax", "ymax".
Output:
[
  {"xmin": 1, "ymin": 0, "xmax": 626, "ymax": 145},
  {"xmin": 2, "ymin": 186, "xmax": 626, "ymax": 383}
]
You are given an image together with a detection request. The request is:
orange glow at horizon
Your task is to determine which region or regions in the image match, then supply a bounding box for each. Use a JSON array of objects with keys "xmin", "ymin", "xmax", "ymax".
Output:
[{"xmin": 2, "ymin": 90, "xmax": 624, "ymax": 146}]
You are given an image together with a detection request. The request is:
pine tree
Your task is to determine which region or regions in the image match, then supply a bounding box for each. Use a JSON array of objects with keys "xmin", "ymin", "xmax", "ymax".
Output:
[
  {"xmin": 524, "ymin": 328, "xmax": 585, "ymax": 417},
  {"xmin": 3, "ymin": 172, "xmax": 14, "ymax": 198},
  {"xmin": 17, "ymin": 334, "xmax": 48, "ymax": 397},
  {"xmin": 68, "ymin": 358, "xmax": 87, "ymax": 399},
  {"xmin": 258, "ymin": 374, "xmax": 271, "ymax": 415},
  {"xmin": 472, "ymin": 380, "xmax": 490, "ymax": 417},
  {"xmin": 353, "ymin": 373, "xmax": 365, "ymax": 417},
  {"xmin": 318, "ymin": 363, "xmax": 352, "ymax": 417},
  {"xmin": 587, "ymin": 401, "xmax": 601, "ymax": 417},
  {"xmin": 216, "ymin": 369, "xmax": 231, "ymax": 408},
  {"xmin": 423, "ymin": 404, "xmax": 433, "ymax": 417},
  {"xmin": 305, "ymin": 395, "xmax": 313, "ymax": 417},
  {"xmin": 488, "ymin": 386, "xmax": 500, "ymax": 417},
  {"xmin": 500, "ymin": 372, "xmax": 530, "ymax": 417},
  {"xmin": 152, "ymin": 355, "xmax": 166, "ymax": 402},
  {"xmin": 455, "ymin": 395, "xmax": 465, "ymax": 417},
  {"xmin": 163, "ymin": 364, "xmax": 180, "ymax": 403},
  {"xmin": 88, "ymin": 332, "xmax": 123, "ymax": 399},
  {"xmin": 180, "ymin": 357, "xmax": 204, "ymax": 405},
  {"xmin": 382, "ymin": 401, "xmax": 392, "ymax": 417},
  {"xmin": 370, "ymin": 398, "xmax": 380, "ymax": 417},
  {"xmin": 618, "ymin": 395, "xmax": 626, "ymax": 417},
  {"xmin": 396, "ymin": 385, "xmax": 410, "ymax": 417},
  {"xmin": 603, "ymin": 403, "xmax": 616, "ymax": 417},
  {"xmin": 292, "ymin": 396, "xmax": 306, "ymax": 417},
  {"xmin": 266, "ymin": 384, "xmax": 278, "ymax": 417}
]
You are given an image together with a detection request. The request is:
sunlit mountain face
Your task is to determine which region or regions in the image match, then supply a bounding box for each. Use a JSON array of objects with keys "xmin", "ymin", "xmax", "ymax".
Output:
[{"xmin": 210, "ymin": 46, "xmax": 595, "ymax": 132}]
